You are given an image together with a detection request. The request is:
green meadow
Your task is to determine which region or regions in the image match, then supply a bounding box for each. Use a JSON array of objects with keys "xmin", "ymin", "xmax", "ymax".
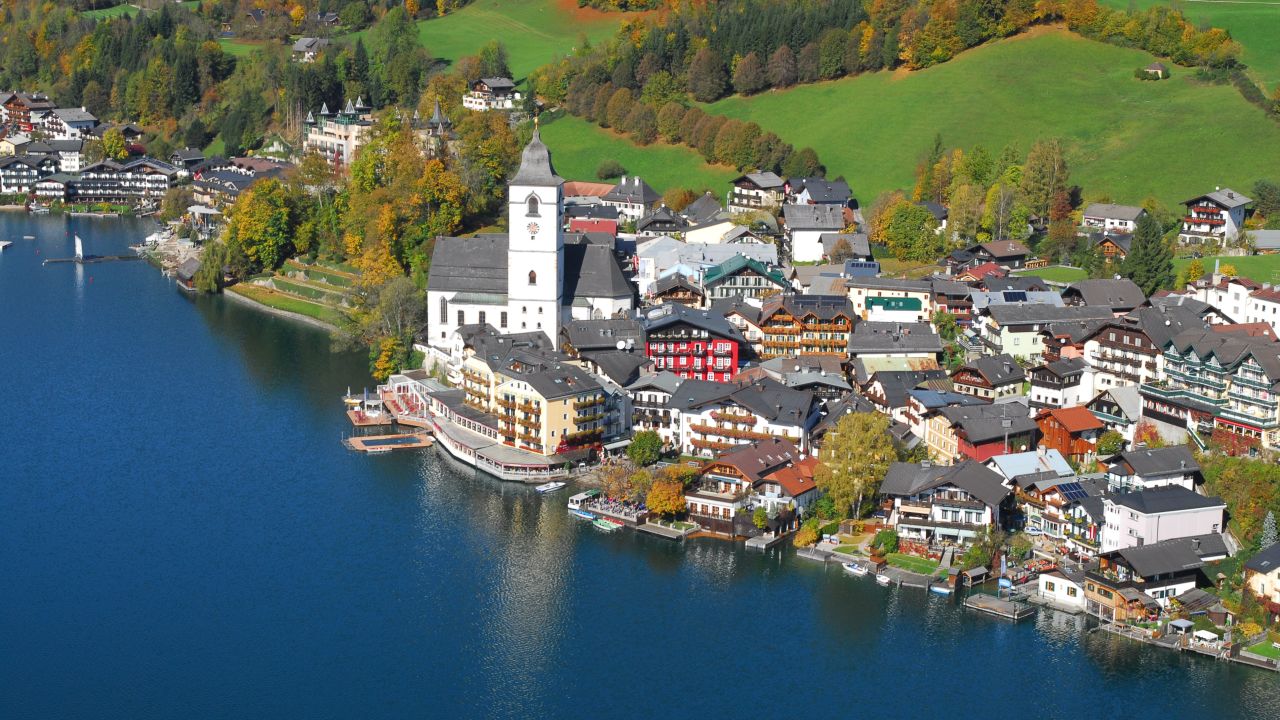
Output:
[
  {"xmin": 705, "ymin": 29, "xmax": 1280, "ymax": 207},
  {"xmin": 537, "ymin": 113, "xmax": 738, "ymax": 193}
]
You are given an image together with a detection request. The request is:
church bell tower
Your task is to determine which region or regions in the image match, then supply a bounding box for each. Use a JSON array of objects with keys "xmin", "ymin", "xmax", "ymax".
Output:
[{"xmin": 506, "ymin": 125, "xmax": 565, "ymax": 347}]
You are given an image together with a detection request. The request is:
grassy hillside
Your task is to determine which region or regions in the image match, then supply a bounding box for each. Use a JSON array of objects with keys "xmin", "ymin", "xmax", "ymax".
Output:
[
  {"xmin": 538, "ymin": 113, "xmax": 738, "ymax": 193},
  {"xmin": 1173, "ymin": 254, "xmax": 1280, "ymax": 284},
  {"xmin": 705, "ymin": 29, "xmax": 1280, "ymax": 207},
  {"xmin": 352, "ymin": 0, "xmax": 634, "ymax": 78},
  {"xmin": 1099, "ymin": 0, "xmax": 1280, "ymax": 88}
]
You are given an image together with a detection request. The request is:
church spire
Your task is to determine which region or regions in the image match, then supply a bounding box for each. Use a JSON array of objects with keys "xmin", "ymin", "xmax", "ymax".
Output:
[{"xmin": 511, "ymin": 126, "xmax": 563, "ymax": 187}]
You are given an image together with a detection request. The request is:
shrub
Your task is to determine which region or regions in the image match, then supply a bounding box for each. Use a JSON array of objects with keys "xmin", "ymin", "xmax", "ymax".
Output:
[
  {"xmin": 872, "ymin": 529, "xmax": 898, "ymax": 554},
  {"xmin": 596, "ymin": 159, "xmax": 626, "ymax": 180}
]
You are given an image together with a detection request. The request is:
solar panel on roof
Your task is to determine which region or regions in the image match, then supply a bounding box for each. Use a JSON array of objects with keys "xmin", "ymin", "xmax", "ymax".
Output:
[
  {"xmin": 1057, "ymin": 482, "xmax": 1088, "ymax": 501},
  {"xmin": 1004, "ymin": 291, "xmax": 1027, "ymax": 302}
]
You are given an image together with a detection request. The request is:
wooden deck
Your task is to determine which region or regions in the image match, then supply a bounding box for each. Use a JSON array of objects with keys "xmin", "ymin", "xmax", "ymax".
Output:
[
  {"xmin": 964, "ymin": 593, "xmax": 1036, "ymax": 622},
  {"xmin": 346, "ymin": 409, "xmax": 393, "ymax": 427},
  {"xmin": 345, "ymin": 433, "xmax": 433, "ymax": 454}
]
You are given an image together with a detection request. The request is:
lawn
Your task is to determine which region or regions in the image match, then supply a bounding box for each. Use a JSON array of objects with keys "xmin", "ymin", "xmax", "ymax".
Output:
[
  {"xmin": 219, "ymin": 38, "xmax": 265, "ymax": 57},
  {"xmin": 1246, "ymin": 639, "xmax": 1280, "ymax": 660},
  {"xmin": 1015, "ymin": 265, "xmax": 1089, "ymax": 283},
  {"xmin": 349, "ymin": 0, "xmax": 638, "ymax": 79},
  {"xmin": 229, "ymin": 284, "xmax": 343, "ymax": 326},
  {"xmin": 82, "ymin": 4, "xmax": 137, "ymax": 20},
  {"xmin": 1172, "ymin": 254, "xmax": 1280, "ymax": 284},
  {"xmin": 705, "ymin": 29, "xmax": 1280, "ymax": 208},
  {"xmin": 834, "ymin": 545, "xmax": 862, "ymax": 556},
  {"xmin": 538, "ymin": 113, "xmax": 738, "ymax": 193},
  {"xmin": 1099, "ymin": 0, "xmax": 1280, "ymax": 88},
  {"xmin": 886, "ymin": 552, "xmax": 940, "ymax": 575}
]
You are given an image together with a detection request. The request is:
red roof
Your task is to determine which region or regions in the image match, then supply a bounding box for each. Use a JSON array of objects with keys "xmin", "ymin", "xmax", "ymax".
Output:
[
  {"xmin": 964, "ymin": 262, "xmax": 1007, "ymax": 279},
  {"xmin": 764, "ymin": 456, "xmax": 819, "ymax": 498},
  {"xmin": 1211, "ymin": 323, "xmax": 1277, "ymax": 339},
  {"xmin": 1039, "ymin": 405, "xmax": 1103, "ymax": 434}
]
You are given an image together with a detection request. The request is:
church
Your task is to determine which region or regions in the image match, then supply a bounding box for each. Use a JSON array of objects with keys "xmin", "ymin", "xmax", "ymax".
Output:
[{"xmin": 424, "ymin": 130, "xmax": 635, "ymax": 355}]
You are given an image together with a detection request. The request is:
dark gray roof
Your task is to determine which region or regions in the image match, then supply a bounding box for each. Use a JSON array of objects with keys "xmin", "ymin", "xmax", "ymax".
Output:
[
  {"xmin": 708, "ymin": 295, "xmax": 761, "ymax": 325},
  {"xmin": 937, "ymin": 403, "xmax": 1038, "ymax": 443},
  {"xmin": 1108, "ymin": 445, "xmax": 1200, "ymax": 477},
  {"xmin": 1116, "ymin": 304, "xmax": 1208, "ymax": 348},
  {"xmin": 637, "ymin": 205, "xmax": 688, "ymax": 232},
  {"xmin": 642, "ymin": 303, "xmax": 745, "ymax": 343},
  {"xmin": 916, "ymin": 201, "xmax": 948, "ymax": 222},
  {"xmin": 496, "ymin": 350, "xmax": 602, "ymax": 401},
  {"xmin": 734, "ymin": 171, "xmax": 785, "ymax": 190},
  {"xmin": 723, "ymin": 378, "xmax": 815, "ymax": 424},
  {"xmin": 908, "ymin": 388, "xmax": 988, "ymax": 410},
  {"xmin": 666, "ymin": 378, "xmax": 737, "ymax": 412},
  {"xmin": 510, "ymin": 129, "xmax": 563, "ymax": 187},
  {"xmin": 1164, "ymin": 329, "xmax": 1280, "ymax": 387},
  {"xmin": 881, "ymin": 460, "xmax": 1009, "ymax": 508},
  {"xmin": 1111, "ymin": 535, "xmax": 1226, "ymax": 577},
  {"xmin": 790, "ymin": 177, "xmax": 851, "ymax": 204},
  {"xmin": 869, "ymin": 369, "xmax": 950, "ymax": 408},
  {"xmin": 986, "ymin": 304, "xmax": 1115, "ymax": 327},
  {"xmin": 561, "ymin": 317, "xmax": 644, "ymax": 352},
  {"xmin": 1184, "ymin": 188, "xmax": 1251, "ymax": 209},
  {"xmin": 1036, "ymin": 357, "xmax": 1088, "ymax": 380},
  {"xmin": 478, "ymin": 77, "xmax": 516, "ymax": 90},
  {"xmin": 562, "ymin": 242, "xmax": 633, "ymax": 300},
  {"xmin": 1108, "ymin": 485, "xmax": 1224, "ymax": 515},
  {"xmin": 846, "ymin": 276, "xmax": 932, "ymax": 293},
  {"xmin": 604, "ymin": 176, "xmax": 660, "ymax": 205},
  {"xmin": 682, "ymin": 191, "xmax": 723, "ymax": 224},
  {"xmin": 652, "ymin": 273, "xmax": 702, "ymax": 297},
  {"xmin": 427, "ymin": 234, "xmax": 509, "ymax": 294},
  {"xmin": 1063, "ymin": 279, "xmax": 1145, "ymax": 311},
  {"xmin": 960, "ymin": 354, "xmax": 1025, "ymax": 386},
  {"xmin": 783, "ymin": 203, "xmax": 844, "ymax": 231},
  {"xmin": 982, "ymin": 276, "xmax": 1051, "ymax": 293},
  {"xmin": 1245, "ymin": 542, "xmax": 1280, "ymax": 574},
  {"xmin": 580, "ymin": 350, "xmax": 649, "ymax": 386},
  {"xmin": 848, "ymin": 322, "xmax": 942, "ymax": 355},
  {"xmin": 761, "ymin": 293, "xmax": 854, "ymax": 322}
]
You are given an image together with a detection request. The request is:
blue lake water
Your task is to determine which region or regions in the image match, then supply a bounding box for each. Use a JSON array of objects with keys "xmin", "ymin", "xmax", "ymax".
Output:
[{"xmin": 2, "ymin": 215, "xmax": 1276, "ymax": 719}]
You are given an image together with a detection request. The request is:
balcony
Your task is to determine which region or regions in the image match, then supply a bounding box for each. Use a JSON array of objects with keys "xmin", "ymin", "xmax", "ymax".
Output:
[
  {"xmin": 710, "ymin": 410, "xmax": 757, "ymax": 425},
  {"xmin": 573, "ymin": 396, "xmax": 605, "ymax": 410},
  {"xmin": 496, "ymin": 397, "xmax": 517, "ymax": 410},
  {"xmin": 690, "ymin": 437, "xmax": 736, "ymax": 452},
  {"xmin": 1184, "ymin": 215, "xmax": 1225, "ymax": 226},
  {"xmin": 689, "ymin": 423, "xmax": 776, "ymax": 441},
  {"xmin": 1218, "ymin": 406, "xmax": 1279, "ymax": 428},
  {"xmin": 562, "ymin": 427, "xmax": 603, "ymax": 446},
  {"xmin": 575, "ymin": 412, "xmax": 604, "ymax": 425}
]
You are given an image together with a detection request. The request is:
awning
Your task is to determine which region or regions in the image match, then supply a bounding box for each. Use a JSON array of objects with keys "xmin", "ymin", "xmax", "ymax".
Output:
[
  {"xmin": 603, "ymin": 439, "xmax": 632, "ymax": 451},
  {"xmin": 1169, "ymin": 619, "xmax": 1195, "ymax": 632},
  {"xmin": 1193, "ymin": 630, "xmax": 1218, "ymax": 642}
]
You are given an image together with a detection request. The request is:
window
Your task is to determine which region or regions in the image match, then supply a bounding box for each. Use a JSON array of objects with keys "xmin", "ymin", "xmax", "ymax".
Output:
[
  {"xmin": 440, "ymin": 297, "xmax": 448, "ymax": 322},
  {"xmin": 528, "ymin": 270, "xmax": 537, "ymax": 285},
  {"xmin": 1045, "ymin": 581, "xmax": 1056, "ymax": 592},
  {"xmin": 457, "ymin": 310, "xmax": 464, "ymax": 325},
  {"xmin": 478, "ymin": 311, "xmax": 486, "ymax": 325},
  {"xmin": 500, "ymin": 312, "xmax": 507, "ymax": 328},
  {"xmin": 527, "ymin": 196, "xmax": 539, "ymax": 216},
  {"xmin": 1067, "ymin": 586, "xmax": 1078, "ymax": 597}
]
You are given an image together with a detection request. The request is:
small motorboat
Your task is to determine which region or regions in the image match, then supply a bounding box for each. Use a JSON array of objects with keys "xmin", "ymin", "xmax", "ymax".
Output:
[
  {"xmin": 364, "ymin": 446, "xmax": 393, "ymax": 455},
  {"xmin": 569, "ymin": 509, "xmax": 595, "ymax": 521},
  {"xmin": 876, "ymin": 573, "xmax": 892, "ymax": 586},
  {"xmin": 536, "ymin": 481, "xmax": 567, "ymax": 494},
  {"xmin": 22, "ymin": 234, "xmax": 36, "ymax": 240},
  {"xmin": 592, "ymin": 517, "xmax": 621, "ymax": 532},
  {"xmin": 929, "ymin": 583, "xmax": 954, "ymax": 596},
  {"xmin": 843, "ymin": 562, "xmax": 869, "ymax": 577},
  {"xmin": 29, "ymin": 207, "xmax": 49, "ymax": 215}
]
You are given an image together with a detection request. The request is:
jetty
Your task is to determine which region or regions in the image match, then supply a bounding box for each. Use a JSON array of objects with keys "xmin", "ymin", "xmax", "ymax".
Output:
[
  {"xmin": 42, "ymin": 234, "xmax": 143, "ymax": 265},
  {"xmin": 344, "ymin": 433, "xmax": 433, "ymax": 454},
  {"xmin": 964, "ymin": 593, "xmax": 1036, "ymax": 621}
]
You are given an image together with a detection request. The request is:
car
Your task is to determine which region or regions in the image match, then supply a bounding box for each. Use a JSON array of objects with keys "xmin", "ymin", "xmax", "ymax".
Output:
[{"xmin": 1026, "ymin": 527, "xmax": 1043, "ymax": 536}]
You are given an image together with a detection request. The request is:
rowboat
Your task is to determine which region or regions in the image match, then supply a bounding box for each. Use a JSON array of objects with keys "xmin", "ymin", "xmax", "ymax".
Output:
[
  {"xmin": 535, "ymin": 481, "xmax": 567, "ymax": 494},
  {"xmin": 876, "ymin": 573, "xmax": 892, "ymax": 586},
  {"xmin": 592, "ymin": 517, "xmax": 621, "ymax": 532},
  {"xmin": 842, "ymin": 562, "xmax": 869, "ymax": 577},
  {"xmin": 569, "ymin": 509, "xmax": 595, "ymax": 521}
]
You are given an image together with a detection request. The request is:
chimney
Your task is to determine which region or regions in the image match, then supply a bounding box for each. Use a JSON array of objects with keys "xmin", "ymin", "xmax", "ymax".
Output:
[{"xmin": 1192, "ymin": 537, "xmax": 1201, "ymax": 552}]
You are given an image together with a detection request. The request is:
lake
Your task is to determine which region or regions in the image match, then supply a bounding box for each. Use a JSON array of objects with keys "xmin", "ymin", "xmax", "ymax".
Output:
[{"xmin": 1, "ymin": 215, "xmax": 1275, "ymax": 719}]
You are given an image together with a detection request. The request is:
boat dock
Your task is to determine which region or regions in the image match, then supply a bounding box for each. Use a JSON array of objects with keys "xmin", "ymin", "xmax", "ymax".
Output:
[
  {"xmin": 344, "ymin": 433, "xmax": 433, "ymax": 454},
  {"xmin": 745, "ymin": 533, "xmax": 790, "ymax": 551},
  {"xmin": 964, "ymin": 593, "xmax": 1036, "ymax": 621},
  {"xmin": 637, "ymin": 522, "xmax": 694, "ymax": 541},
  {"xmin": 346, "ymin": 408, "xmax": 394, "ymax": 427},
  {"xmin": 43, "ymin": 255, "xmax": 143, "ymax": 265}
]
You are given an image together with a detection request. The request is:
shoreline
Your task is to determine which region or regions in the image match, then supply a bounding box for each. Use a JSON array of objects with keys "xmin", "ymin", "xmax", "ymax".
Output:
[{"xmin": 224, "ymin": 285, "xmax": 339, "ymax": 332}]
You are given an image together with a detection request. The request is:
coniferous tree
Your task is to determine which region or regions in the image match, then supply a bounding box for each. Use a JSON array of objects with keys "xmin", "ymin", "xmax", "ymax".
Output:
[{"xmin": 1121, "ymin": 213, "xmax": 1175, "ymax": 296}]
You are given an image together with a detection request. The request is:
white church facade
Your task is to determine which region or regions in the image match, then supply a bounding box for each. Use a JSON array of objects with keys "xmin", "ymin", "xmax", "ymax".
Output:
[{"xmin": 424, "ymin": 130, "xmax": 635, "ymax": 357}]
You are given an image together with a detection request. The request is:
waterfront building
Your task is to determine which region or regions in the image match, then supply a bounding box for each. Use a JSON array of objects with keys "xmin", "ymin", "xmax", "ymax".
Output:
[
  {"xmin": 1099, "ymin": 486, "xmax": 1226, "ymax": 553},
  {"xmin": 1037, "ymin": 567, "xmax": 1088, "ymax": 612},
  {"xmin": 666, "ymin": 377, "xmax": 817, "ymax": 458},
  {"xmin": 1244, "ymin": 542, "xmax": 1280, "ymax": 624},
  {"xmin": 880, "ymin": 460, "xmax": 1012, "ymax": 548},
  {"xmin": 1087, "ymin": 535, "xmax": 1228, "ymax": 619},
  {"xmin": 33, "ymin": 157, "xmax": 177, "ymax": 205},
  {"xmin": 627, "ymin": 372, "xmax": 683, "ymax": 450},
  {"xmin": 688, "ymin": 437, "xmax": 815, "ymax": 535},
  {"xmin": 424, "ymin": 130, "xmax": 635, "ymax": 357}
]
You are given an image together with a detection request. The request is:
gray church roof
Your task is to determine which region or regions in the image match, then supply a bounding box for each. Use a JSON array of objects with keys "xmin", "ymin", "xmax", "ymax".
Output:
[{"xmin": 511, "ymin": 128, "xmax": 563, "ymax": 187}]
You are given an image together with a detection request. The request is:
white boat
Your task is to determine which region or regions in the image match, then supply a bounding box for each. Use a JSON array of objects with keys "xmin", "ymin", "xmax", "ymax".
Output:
[
  {"xmin": 536, "ymin": 481, "xmax": 567, "ymax": 494},
  {"xmin": 567, "ymin": 489, "xmax": 600, "ymax": 511},
  {"xmin": 842, "ymin": 562, "xmax": 869, "ymax": 577},
  {"xmin": 364, "ymin": 446, "xmax": 393, "ymax": 455},
  {"xmin": 22, "ymin": 234, "xmax": 35, "ymax": 240},
  {"xmin": 29, "ymin": 207, "xmax": 48, "ymax": 215},
  {"xmin": 0, "ymin": 240, "xmax": 11, "ymax": 251},
  {"xmin": 930, "ymin": 583, "xmax": 954, "ymax": 596},
  {"xmin": 876, "ymin": 573, "xmax": 892, "ymax": 586},
  {"xmin": 569, "ymin": 509, "xmax": 595, "ymax": 521}
]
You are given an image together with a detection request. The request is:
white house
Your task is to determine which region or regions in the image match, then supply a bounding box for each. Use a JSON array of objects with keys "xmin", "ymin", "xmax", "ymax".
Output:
[
  {"xmin": 1103, "ymin": 446, "xmax": 1200, "ymax": 491},
  {"xmin": 880, "ymin": 460, "xmax": 1012, "ymax": 546},
  {"xmin": 783, "ymin": 203, "xmax": 844, "ymax": 263},
  {"xmin": 463, "ymin": 77, "xmax": 521, "ymax": 111},
  {"xmin": 666, "ymin": 377, "xmax": 815, "ymax": 458},
  {"xmin": 602, "ymin": 176, "xmax": 661, "ymax": 222},
  {"xmin": 1082, "ymin": 203, "xmax": 1146, "ymax": 234},
  {"xmin": 1179, "ymin": 188, "xmax": 1251, "ymax": 244},
  {"xmin": 1100, "ymin": 485, "xmax": 1225, "ymax": 553},
  {"xmin": 1037, "ymin": 568, "xmax": 1087, "ymax": 612}
]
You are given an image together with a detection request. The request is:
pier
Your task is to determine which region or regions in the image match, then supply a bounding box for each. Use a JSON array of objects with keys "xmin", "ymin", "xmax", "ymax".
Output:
[
  {"xmin": 43, "ymin": 255, "xmax": 143, "ymax": 265},
  {"xmin": 344, "ymin": 433, "xmax": 433, "ymax": 454},
  {"xmin": 964, "ymin": 593, "xmax": 1036, "ymax": 622}
]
